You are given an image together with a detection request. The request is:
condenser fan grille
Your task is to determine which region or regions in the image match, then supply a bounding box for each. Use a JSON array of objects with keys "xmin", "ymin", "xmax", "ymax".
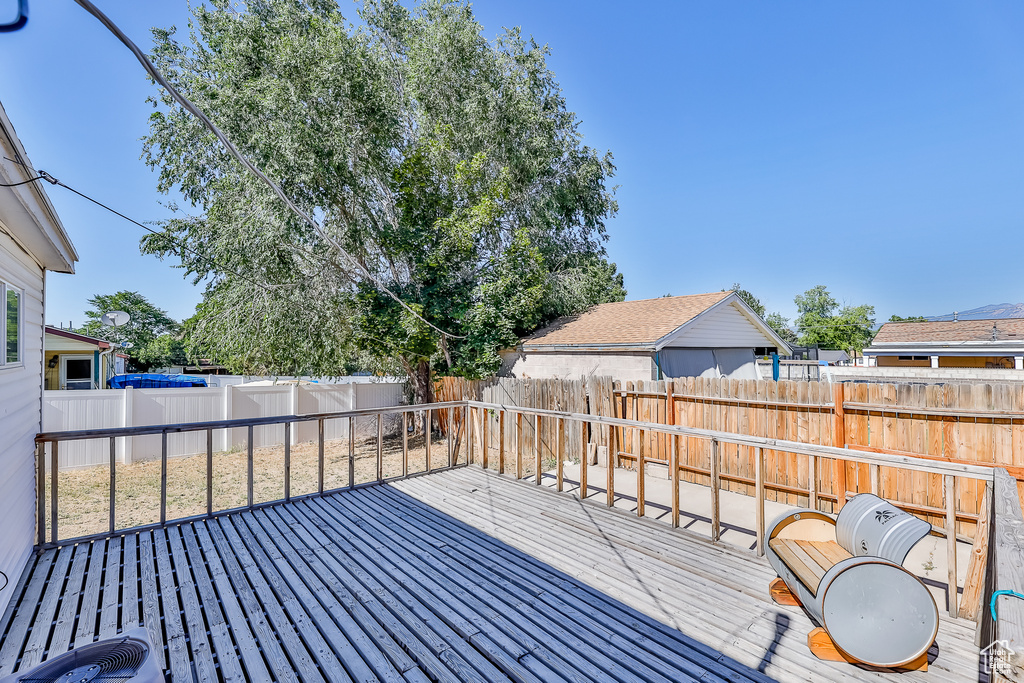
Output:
[{"xmin": 16, "ymin": 638, "xmax": 150, "ymax": 682}]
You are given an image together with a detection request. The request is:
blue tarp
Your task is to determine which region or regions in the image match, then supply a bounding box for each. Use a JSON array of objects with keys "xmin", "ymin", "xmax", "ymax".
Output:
[{"xmin": 108, "ymin": 374, "xmax": 208, "ymax": 389}]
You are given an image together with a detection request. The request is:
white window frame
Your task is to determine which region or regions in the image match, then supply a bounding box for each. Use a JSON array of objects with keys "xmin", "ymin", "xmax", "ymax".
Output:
[
  {"xmin": 0, "ymin": 280, "xmax": 24, "ymax": 370},
  {"xmin": 60, "ymin": 354, "xmax": 95, "ymax": 390}
]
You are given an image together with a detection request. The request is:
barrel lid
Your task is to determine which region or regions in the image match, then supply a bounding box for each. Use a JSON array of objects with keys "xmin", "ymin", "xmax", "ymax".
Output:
[{"xmin": 821, "ymin": 561, "xmax": 938, "ymax": 668}]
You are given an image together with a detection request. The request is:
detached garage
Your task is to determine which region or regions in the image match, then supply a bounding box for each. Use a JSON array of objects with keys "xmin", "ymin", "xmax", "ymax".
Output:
[{"xmin": 501, "ymin": 291, "xmax": 791, "ymax": 382}]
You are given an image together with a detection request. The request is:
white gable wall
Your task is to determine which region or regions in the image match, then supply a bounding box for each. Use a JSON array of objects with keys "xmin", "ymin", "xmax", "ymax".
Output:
[
  {"xmin": 0, "ymin": 230, "xmax": 44, "ymax": 618},
  {"xmin": 660, "ymin": 300, "xmax": 778, "ymax": 349}
]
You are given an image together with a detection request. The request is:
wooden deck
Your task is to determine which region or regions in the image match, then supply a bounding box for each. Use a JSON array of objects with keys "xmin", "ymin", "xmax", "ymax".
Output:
[{"xmin": 0, "ymin": 467, "xmax": 982, "ymax": 682}]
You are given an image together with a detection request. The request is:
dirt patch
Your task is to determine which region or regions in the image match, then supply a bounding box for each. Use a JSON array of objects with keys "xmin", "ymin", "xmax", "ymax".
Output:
[{"xmin": 46, "ymin": 432, "xmax": 464, "ymax": 541}]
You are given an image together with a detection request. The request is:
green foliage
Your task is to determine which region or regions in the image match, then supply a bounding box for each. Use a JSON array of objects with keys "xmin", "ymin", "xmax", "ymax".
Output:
[
  {"xmin": 78, "ymin": 291, "xmax": 184, "ymax": 370},
  {"xmin": 141, "ymin": 0, "xmax": 623, "ymax": 392},
  {"xmin": 726, "ymin": 283, "xmax": 765, "ymax": 318},
  {"xmin": 764, "ymin": 312, "xmax": 798, "ymax": 344},
  {"xmin": 889, "ymin": 314, "xmax": 928, "ymax": 323},
  {"xmin": 794, "ymin": 285, "xmax": 876, "ymax": 352}
]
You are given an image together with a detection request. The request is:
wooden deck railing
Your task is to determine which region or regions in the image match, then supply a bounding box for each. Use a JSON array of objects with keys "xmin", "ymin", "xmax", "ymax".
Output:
[
  {"xmin": 35, "ymin": 401, "xmax": 469, "ymax": 547},
  {"xmin": 464, "ymin": 400, "xmax": 996, "ymax": 619},
  {"xmin": 35, "ymin": 396, "xmax": 1012, "ymax": 625},
  {"xmin": 984, "ymin": 467, "xmax": 1024, "ymax": 679}
]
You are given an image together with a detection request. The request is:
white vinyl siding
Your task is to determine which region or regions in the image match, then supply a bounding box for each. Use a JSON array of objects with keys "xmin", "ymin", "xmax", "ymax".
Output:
[
  {"xmin": 1, "ymin": 279, "xmax": 23, "ymax": 367},
  {"xmin": 661, "ymin": 301, "xmax": 780, "ymax": 348},
  {"xmin": 0, "ymin": 231, "xmax": 43, "ymax": 618}
]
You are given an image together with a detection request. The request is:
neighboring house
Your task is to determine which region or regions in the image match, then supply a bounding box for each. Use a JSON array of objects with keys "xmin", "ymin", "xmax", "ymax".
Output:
[
  {"xmin": 818, "ymin": 350, "xmax": 851, "ymax": 366},
  {"xmin": 43, "ymin": 325, "xmax": 127, "ymax": 389},
  {"xmin": 0, "ymin": 101, "xmax": 77, "ymax": 617},
  {"xmin": 501, "ymin": 291, "xmax": 792, "ymax": 382},
  {"xmin": 864, "ymin": 319, "xmax": 1024, "ymax": 369}
]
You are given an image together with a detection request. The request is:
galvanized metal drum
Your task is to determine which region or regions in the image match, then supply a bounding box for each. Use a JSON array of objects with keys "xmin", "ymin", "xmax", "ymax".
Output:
[
  {"xmin": 835, "ymin": 493, "xmax": 931, "ymax": 564},
  {"xmin": 764, "ymin": 508, "xmax": 939, "ymax": 668},
  {"xmin": 819, "ymin": 557, "xmax": 939, "ymax": 668}
]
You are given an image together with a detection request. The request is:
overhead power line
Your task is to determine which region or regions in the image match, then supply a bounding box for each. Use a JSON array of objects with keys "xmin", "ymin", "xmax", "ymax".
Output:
[
  {"xmin": 71, "ymin": 0, "xmax": 465, "ymax": 340},
  {"xmin": 4, "ymin": 159, "xmax": 277, "ymax": 293}
]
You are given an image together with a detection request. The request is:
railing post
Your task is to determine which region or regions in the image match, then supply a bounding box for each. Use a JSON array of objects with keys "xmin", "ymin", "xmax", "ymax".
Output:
[
  {"xmin": 206, "ymin": 428, "xmax": 213, "ymax": 516},
  {"xmin": 498, "ymin": 410, "xmax": 506, "ymax": 475},
  {"xmin": 670, "ymin": 428, "xmax": 680, "ymax": 528},
  {"xmin": 161, "ymin": 432, "xmax": 169, "ymax": 524},
  {"xmin": 556, "ymin": 417, "xmax": 565, "ymax": 492},
  {"xmin": 426, "ymin": 409, "xmax": 433, "ymax": 473},
  {"xmin": 402, "ymin": 413, "xmax": 408, "ymax": 478},
  {"xmin": 50, "ymin": 441, "xmax": 58, "ymax": 544},
  {"xmin": 755, "ymin": 446, "xmax": 765, "ymax": 555},
  {"xmin": 606, "ymin": 421, "xmax": 614, "ymax": 508},
  {"xmin": 284, "ymin": 423, "xmax": 291, "ymax": 502},
  {"xmin": 482, "ymin": 408, "xmax": 489, "ymax": 470},
  {"xmin": 109, "ymin": 436, "xmax": 116, "ymax": 534},
  {"xmin": 447, "ymin": 409, "xmax": 454, "ymax": 468},
  {"xmin": 870, "ymin": 463, "xmax": 880, "ymax": 496},
  {"xmin": 36, "ymin": 441, "xmax": 45, "ymax": 546},
  {"xmin": 809, "ymin": 453, "xmax": 818, "ymax": 511},
  {"xmin": 466, "ymin": 406, "xmax": 474, "ymax": 466},
  {"xmin": 348, "ymin": 416, "xmax": 355, "ymax": 488},
  {"xmin": 945, "ymin": 474, "xmax": 958, "ymax": 617},
  {"xmin": 637, "ymin": 428, "xmax": 646, "ymax": 518},
  {"xmin": 246, "ymin": 426, "xmax": 253, "ymax": 508},
  {"xmin": 833, "ymin": 382, "xmax": 848, "ymax": 508},
  {"xmin": 580, "ymin": 418, "xmax": 588, "ymax": 499},
  {"xmin": 318, "ymin": 418, "xmax": 325, "ymax": 494},
  {"xmin": 711, "ymin": 438, "xmax": 721, "ymax": 542},
  {"xmin": 535, "ymin": 414, "xmax": 542, "ymax": 485},
  {"xmin": 515, "ymin": 412, "xmax": 523, "ymax": 480},
  {"xmin": 377, "ymin": 413, "xmax": 383, "ymax": 482}
]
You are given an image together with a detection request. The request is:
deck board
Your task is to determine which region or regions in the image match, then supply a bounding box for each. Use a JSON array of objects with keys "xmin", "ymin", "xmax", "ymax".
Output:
[{"xmin": 0, "ymin": 466, "xmax": 982, "ymax": 682}]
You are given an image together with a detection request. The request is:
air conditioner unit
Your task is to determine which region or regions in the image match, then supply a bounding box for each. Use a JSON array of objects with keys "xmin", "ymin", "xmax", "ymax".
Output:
[{"xmin": 0, "ymin": 628, "xmax": 164, "ymax": 683}]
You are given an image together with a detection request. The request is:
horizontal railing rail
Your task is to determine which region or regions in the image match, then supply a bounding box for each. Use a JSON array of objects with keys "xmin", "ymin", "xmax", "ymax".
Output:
[
  {"xmin": 36, "ymin": 394, "xmax": 1003, "ymax": 622},
  {"xmin": 464, "ymin": 399, "xmax": 995, "ymax": 619},
  {"xmin": 35, "ymin": 401, "xmax": 469, "ymax": 548}
]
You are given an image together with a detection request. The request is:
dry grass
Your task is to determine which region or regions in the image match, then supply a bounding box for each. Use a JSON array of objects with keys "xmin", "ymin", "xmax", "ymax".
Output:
[{"xmin": 47, "ymin": 432, "xmax": 462, "ymax": 541}]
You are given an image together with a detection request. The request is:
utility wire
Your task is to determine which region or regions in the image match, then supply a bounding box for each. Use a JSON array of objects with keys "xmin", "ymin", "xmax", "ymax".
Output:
[
  {"xmin": 22, "ymin": 164, "xmax": 277, "ymax": 293},
  {"xmin": 71, "ymin": 0, "xmax": 465, "ymax": 340},
  {"xmin": 0, "ymin": 175, "xmax": 45, "ymax": 188}
]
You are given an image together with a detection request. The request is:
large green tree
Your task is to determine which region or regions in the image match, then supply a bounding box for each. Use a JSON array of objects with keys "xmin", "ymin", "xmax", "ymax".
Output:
[
  {"xmin": 141, "ymin": 0, "xmax": 623, "ymax": 403},
  {"xmin": 78, "ymin": 291, "xmax": 187, "ymax": 371},
  {"xmin": 794, "ymin": 285, "xmax": 876, "ymax": 352}
]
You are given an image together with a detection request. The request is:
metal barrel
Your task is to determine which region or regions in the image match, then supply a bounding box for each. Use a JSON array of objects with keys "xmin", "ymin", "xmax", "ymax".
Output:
[
  {"xmin": 835, "ymin": 493, "xmax": 931, "ymax": 565},
  {"xmin": 764, "ymin": 509, "xmax": 939, "ymax": 669}
]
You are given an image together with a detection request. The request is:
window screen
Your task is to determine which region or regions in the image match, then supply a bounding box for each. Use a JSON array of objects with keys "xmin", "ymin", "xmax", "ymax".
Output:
[{"xmin": 6, "ymin": 286, "xmax": 19, "ymax": 364}]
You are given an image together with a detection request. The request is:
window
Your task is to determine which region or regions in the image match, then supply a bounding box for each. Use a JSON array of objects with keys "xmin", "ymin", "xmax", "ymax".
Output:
[{"xmin": 1, "ymin": 281, "xmax": 21, "ymax": 367}]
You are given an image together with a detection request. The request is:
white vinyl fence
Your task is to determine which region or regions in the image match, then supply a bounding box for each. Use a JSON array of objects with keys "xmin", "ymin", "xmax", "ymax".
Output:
[{"xmin": 43, "ymin": 381, "xmax": 406, "ymax": 469}]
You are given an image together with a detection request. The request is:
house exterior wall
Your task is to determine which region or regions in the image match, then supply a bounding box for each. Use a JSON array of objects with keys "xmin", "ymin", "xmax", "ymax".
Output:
[
  {"xmin": 874, "ymin": 354, "xmax": 1019, "ymax": 369},
  {"xmin": 0, "ymin": 230, "xmax": 44, "ymax": 618},
  {"xmin": 500, "ymin": 349, "xmax": 657, "ymax": 382},
  {"xmin": 659, "ymin": 300, "xmax": 781, "ymax": 349}
]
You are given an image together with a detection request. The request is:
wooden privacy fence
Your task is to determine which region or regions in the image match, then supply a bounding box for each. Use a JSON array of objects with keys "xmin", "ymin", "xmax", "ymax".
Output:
[
  {"xmin": 435, "ymin": 376, "xmax": 617, "ymax": 469},
  {"xmin": 607, "ymin": 377, "xmax": 1024, "ymax": 537},
  {"xmin": 446, "ymin": 375, "xmax": 1024, "ymax": 538}
]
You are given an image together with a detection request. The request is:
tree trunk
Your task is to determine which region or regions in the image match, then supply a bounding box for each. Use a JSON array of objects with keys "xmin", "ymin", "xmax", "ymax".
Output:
[{"xmin": 400, "ymin": 356, "xmax": 433, "ymax": 435}]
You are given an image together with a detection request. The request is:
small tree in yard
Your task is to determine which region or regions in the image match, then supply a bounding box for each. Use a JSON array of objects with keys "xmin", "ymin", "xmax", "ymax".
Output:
[
  {"xmin": 79, "ymin": 291, "xmax": 187, "ymax": 371},
  {"xmin": 141, "ymin": 0, "xmax": 624, "ymax": 405},
  {"xmin": 794, "ymin": 285, "xmax": 876, "ymax": 353}
]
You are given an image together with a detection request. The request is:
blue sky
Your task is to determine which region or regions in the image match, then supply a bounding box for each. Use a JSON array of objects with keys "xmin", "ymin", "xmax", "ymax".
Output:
[{"xmin": 2, "ymin": 1, "xmax": 1024, "ymax": 327}]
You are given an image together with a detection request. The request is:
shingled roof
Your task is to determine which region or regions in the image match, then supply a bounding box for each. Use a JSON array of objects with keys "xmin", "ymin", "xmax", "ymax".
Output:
[
  {"xmin": 523, "ymin": 292, "xmax": 732, "ymax": 347},
  {"xmin": 872, "ymin": 319, "xmax": 1024, "ymax": 344}
]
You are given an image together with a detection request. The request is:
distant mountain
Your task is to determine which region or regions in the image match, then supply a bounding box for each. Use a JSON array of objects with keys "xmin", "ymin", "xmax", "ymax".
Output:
[{"xmin": 928, "ymin": 303, "xmax": 1024, "ymax": 321}]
